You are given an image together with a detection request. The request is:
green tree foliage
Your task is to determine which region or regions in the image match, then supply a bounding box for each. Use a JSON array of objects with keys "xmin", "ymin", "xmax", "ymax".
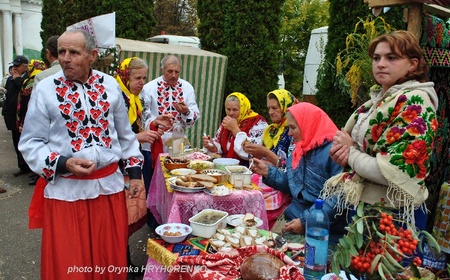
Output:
[
  {"xmin": 40, "ymin": 0, "xmax": 64, "ymax": 64},
  {"xmin": 197, "ymin": 0, "xmax": 225, "ymax": 50},
  {"xmin": 101, "ymin": 0, "xmax": 156, "ymax": 40},
  {"xmin": 315, "ymin": 0, "xmax": 368, "ymax": 128},
  {"xmin": 40, "ymin": 0, "xmax": 155, "ymax": 62},
  {"xmin": 315, "ymin": 1, "xmax": 405, "ymax": 128},
  {"xmin": 279, "ymin": 0, "xmax": 329, "ymax": 97},
  {"xmin": 198, "ymin": 0, "xmax": 284, "ymax": 117},
  {"xmin": 152, "ymin": 0, "xmax": 198, "ymax": 36}
]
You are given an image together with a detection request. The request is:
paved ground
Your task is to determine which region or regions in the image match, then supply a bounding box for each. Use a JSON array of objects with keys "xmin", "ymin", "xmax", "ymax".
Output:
[{"xmin": 0, "ymin": 115, "xmax": 151, "ymax": 280}]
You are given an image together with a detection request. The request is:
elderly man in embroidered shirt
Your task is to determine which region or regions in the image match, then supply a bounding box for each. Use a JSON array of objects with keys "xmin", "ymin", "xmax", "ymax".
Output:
[
  {"xmin": 140, "ymin": 54, "xmax": 200, "ymax": 153},
  {"xmin": 19, "ymin": 28, "xmax": 144, "ymax": 280}
]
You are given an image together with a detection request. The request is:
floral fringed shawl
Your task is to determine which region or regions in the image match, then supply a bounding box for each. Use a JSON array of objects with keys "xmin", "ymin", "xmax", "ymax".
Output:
[{"xmin": 322, "ymin": 81, "xmax": 438, "ymax": 224}]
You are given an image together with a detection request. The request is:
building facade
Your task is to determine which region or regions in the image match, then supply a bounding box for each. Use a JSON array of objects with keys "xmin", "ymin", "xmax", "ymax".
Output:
[{"xmin": 0, "ymin": 0, "xmax": 42, "ymax": 76}]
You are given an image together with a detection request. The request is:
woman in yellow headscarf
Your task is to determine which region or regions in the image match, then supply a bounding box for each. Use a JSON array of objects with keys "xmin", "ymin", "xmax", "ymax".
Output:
[
  {"xmin": 202, "ymin": 92, "xmax": 268, "ymax": 163},
  {"xmin": 242, "ymin": 89, "xmax": 298, "ymax": 228},
  {"xmin": 116, "ymin": 57, "xmax": 172, "ymax": 276},
  {"xmin": 243, "ymin": 89, "xmax": 298, "ymax": 168},
  {"xmin": 17, "ymin": 59, "xmax": 46, "ymax": 131}
]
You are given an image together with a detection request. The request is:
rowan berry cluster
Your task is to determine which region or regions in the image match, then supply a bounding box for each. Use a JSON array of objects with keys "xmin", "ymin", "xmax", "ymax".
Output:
[
  {"xmin": 330, "ymin": 202, "xmax": 439, "ymax": 280},
  {"xmin": 349, "ymin": 212, "xmax": 421, "ymax": 276}
]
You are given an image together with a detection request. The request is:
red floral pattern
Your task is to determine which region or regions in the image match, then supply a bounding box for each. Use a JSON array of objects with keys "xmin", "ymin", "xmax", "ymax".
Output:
[
  {"xmin": 55, "ymin": 73, "xmax": 112, "ymax": 152},
  {"xmin": 361, "ymin": 91, "xmax": 437, "ymax": 183}
]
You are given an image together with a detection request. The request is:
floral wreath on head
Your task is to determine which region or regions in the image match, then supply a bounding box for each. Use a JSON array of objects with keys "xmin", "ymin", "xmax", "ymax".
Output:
[
  {"xmin": 116, "ymin": 57, "xmax": 139, "ymax": 88},
  {"xmin": 115, "ymin": 57, "xmax": 143, "ymax": 126},
  {"xmin": 28, "ymin": 59, "xmax": 47, "ymax": 78}
]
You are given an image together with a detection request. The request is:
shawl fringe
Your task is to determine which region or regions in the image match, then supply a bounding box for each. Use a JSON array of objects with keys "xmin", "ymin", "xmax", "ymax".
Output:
[{"xmin": 322, "ymin": 173, "xmax": 422, "ymax": 225}]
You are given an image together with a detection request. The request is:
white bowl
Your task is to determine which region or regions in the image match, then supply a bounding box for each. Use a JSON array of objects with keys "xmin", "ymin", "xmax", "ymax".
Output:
[
  {"xmin": 155, "ymin": 223, "xmax": 192, "ymax": 243},
  {"xmin": 189, "ymin": 209, "xmax": 229, "ymax": 238},
  {"xmin": 213, "ymin": 158, "xmax": 240, "ymax": 170}
]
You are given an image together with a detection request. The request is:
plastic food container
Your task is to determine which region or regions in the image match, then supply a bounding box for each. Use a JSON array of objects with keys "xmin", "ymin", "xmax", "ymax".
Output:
[
  {"xmin": 226, "ymin": 165, "xmax": 252, "ymax": 186},
  {"xmin": 213, "ymin": 158, "xmax": 240, "ymax": 170},
  {"xmin": 201, "ymin": 169, "xmax": 229, "ymax": 184},
  {"xmin": 189, "ymin": 209, "xmax": 229, "ymax": 238}
]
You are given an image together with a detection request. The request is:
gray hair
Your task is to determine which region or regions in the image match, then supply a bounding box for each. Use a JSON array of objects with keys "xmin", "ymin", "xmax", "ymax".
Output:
[
  {"xmin": 226, "ymin": 95, "xmax": 240, "ymax": 105},
  {"xmin": 62, "ymin": 29, "xmax": 97, "ymax": 52},
  {"xmin": 129, "ymin": 57, "xmax": 148, "ymax": 70},
  {"xmin": 160, "ymin": 55, "xmax": 182, "ymax": 70}
]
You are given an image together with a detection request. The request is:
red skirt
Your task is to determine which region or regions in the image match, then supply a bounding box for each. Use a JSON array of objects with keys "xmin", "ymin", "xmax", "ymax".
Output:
[{"xmin": 40, "ymin": 191, "xmax": 128, "ymax": 280}]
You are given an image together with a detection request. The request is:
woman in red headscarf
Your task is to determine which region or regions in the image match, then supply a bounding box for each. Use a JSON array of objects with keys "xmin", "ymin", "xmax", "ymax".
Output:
[{"xmin": 250, "ymin": 102, "xmax": 348, "ymax": 244}]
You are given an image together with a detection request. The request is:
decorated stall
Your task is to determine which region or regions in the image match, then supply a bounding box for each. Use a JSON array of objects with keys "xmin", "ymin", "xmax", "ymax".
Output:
[{"xmin": 94, "ymin": 38, "xmax": 228, "ymax": 149}]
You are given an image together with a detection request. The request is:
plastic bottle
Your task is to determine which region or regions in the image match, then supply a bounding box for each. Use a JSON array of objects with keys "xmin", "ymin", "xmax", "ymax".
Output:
[
  {"xmin": 304, "ymin": 198, "xmax": 330, "ymax": 280},
  {"xmin": 170, "ymin": 122, "xmax": 184, "ymax": 158}
]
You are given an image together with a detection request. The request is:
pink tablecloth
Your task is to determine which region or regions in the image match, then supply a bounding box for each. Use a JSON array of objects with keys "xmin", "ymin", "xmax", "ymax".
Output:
[
  {"xmin": 147, "ymin": 155, "xmax": 269, "ymax": 230},
  {"xmin": 144, "ymin": 155, "xmax": 269, "ymax": 280}
]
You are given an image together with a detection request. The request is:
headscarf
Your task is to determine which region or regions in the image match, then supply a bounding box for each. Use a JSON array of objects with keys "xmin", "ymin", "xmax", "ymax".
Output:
[
  {"xmin": 229, "ymin": 92, "xmax": 259, "ymax": 123},
  {"xmin": 116, "ymin": 57, "xmax": 143, "ymax": 125},
  {"xmin": 288, "ymin": 102, "xmax": 338, "ymax": 169},
  {"xmin": 263, "ymin": 89, "xmax": 299, "ymax": 150},
  {"xmin": 27, "ymin": 59, "xmax": 46, "ymax": 78},
  {"xmin": 218, "ymin": 92, "xmax": 266, "ymax": 160},
  {"xmin": 17, "ymin": 60, "xmax": 46, "ymax": 128},
  {"xmin": 22, "ymin": 60, "xmax": 46, "ymax": 94}
]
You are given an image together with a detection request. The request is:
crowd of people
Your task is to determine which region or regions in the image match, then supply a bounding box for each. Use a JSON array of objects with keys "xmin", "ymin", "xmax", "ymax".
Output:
[{"xmin": 0, "ymin": 28, "xmax": 439, "ymax": 279}]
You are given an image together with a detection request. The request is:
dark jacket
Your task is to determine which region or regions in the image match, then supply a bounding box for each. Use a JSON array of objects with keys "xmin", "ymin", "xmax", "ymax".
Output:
[
  {"xmin": 2, "ymin": 74, "xmax": 27, "ymax": 130},
  {"xmin": 263, "ymin": 141, "xmax": 348, "ymax": 243}
]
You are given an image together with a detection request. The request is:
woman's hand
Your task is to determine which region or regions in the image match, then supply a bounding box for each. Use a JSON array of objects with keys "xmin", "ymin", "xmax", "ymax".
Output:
[
  {"xmin": 284, "ymin": 218, "xmax": 305, "ymax": 234},
  {"xmin": 330, "ymin": 143, "xmax": 349, "ymax": 167},
  {"xmin": 136, "ymin": 130, "xmax": 160, "ymax": 144},
  {"xmin": 202, "ymin": 135, "xmax": 217, "ymax": 152},
  {"xmin": 152, "ymin": 114, "xmax": 174, "ymax": 131},
  {"xmin": 330, "ymin": 128, "xmax": 353, "ymax": 167},
  {"xmin": 333, "ymin": 128, "xmax": 353, "ymax": 147},
  {"xmin": 242, "ymin": 141, "xmax": 268, "ymax": 159},
  {"xmin": 249, "ymin": 158, "xmax": 269, "ymax": 177},
  {"xmin": 222, "ymin": 116, "xmax": 240, "ymax": 136}
]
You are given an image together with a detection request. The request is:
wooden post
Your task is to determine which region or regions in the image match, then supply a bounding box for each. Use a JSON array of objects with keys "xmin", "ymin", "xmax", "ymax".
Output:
[{"xmin": 406, "ymin": 3, "xmax": 423, "ymax": 40}]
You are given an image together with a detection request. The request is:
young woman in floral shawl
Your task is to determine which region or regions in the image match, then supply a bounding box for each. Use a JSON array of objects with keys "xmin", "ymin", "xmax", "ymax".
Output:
[
  {"xmin": 17, "ymin": 59, "xmax": 46, "ymax": 131},
  {"xmin": 243, "ymin": 89, "xmax": 298, "ymax": 228},
  {"xmin": 324, "ymin": 31, "xmax": 438, "ymax": 229},
  {"xmin": 203, "ymin": 92, "xmax": 268, "ymax": 164}
]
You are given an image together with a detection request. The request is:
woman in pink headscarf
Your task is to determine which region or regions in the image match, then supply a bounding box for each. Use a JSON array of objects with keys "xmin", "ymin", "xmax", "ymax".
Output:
[{"xmin": 250, "ymin": 102, "xmax": 348, "ymax": 244}]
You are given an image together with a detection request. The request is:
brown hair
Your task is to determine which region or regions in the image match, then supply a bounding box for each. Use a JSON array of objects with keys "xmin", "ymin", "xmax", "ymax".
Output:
[{"xmin": 368, "ymin": 30, "xmax": 429, "ymax": 83}]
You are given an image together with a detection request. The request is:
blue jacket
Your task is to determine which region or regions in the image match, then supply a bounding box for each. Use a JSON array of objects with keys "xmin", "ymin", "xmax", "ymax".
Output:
[{"xmin": 263, "ymin": 141, "xmax": 348, "ymax": 243}]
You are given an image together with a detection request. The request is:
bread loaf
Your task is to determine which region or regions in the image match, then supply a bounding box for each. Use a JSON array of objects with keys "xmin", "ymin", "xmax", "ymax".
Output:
[
  {"xmin": 197, "ymin": 181, "xmax": 214, "ymax": 189},
  {"xmin": 188, "ymin": 174, "xmax": 218, "ymax": 183},
  {"xmin": 240, "ymin": 252, "xmax": 285, "ymax": 280}
]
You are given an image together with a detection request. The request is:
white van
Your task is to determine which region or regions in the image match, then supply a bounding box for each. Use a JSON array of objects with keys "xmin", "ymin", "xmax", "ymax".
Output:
[
  {"xmin": 146, "ymin": 35, "xmax": 201, "ymax": 48},
  {"xmin": 302, "ymin": 26, "xmax": 328, "ymax": 95}
]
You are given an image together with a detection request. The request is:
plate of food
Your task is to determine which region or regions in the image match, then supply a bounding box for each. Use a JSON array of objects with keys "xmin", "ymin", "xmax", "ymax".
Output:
[
  {"xmin": 226, "ymin": 213, "xmax": 263, "ymax": 228},
  {"xmin": 203, "ymin": 185, "xmax": 233, "ymax": 196},
  {"xmin": 167, "ymin": 174, "xmax": 218, "ymax": 193},
  {"xmin": 188, "ymin": 160, "xmax": 214, "ymax": 172},
  {"xmin": 184, "ymin": 151, "xmax": 211, "ymax": 161},
  {"xmin": 170, "ymin": 168, "xmax": 196, "ymax": 176},
  {"xmin": 167, "ymin": 177, "xmax": 206, "ymax": 193}
]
